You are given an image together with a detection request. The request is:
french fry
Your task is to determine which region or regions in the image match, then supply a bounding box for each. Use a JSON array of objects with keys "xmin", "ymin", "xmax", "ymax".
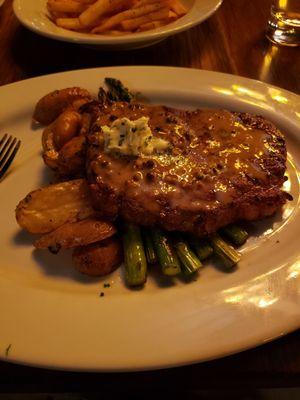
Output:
[
  {"xmin": 56, "ymin": 17, "xmax": 83, "ymax": 30},
  {"xmin": 48, "ymin": 10, "xmax": 69, "ymax": 20},
  {"xmin": 104, "ymin": 30, "xmax": 131, "ymax": 35},
  {"xmin": 74, "ymin": 0, "xmax": 96, "ymax": 4},
  {"xmin": 169, "ymin": 0, "xmax": 187, "ymax": 16},
  {"xmin": 47, "ymin": 0, "xmax": 87, "ymax": 14},
  {"xmin": 138, "ymin": 19, "xmax": 168, "ymax": 31},
  {"xmin": 93, "ymin": 2, "xmax": 165, "ymax": 33},
  {"xmin": 79, "ymin": 0, "xmax": 127, "ymax": 27},
  {"xmin": 48, "ymin": 0, "xmax": 187, "ymax": 34},
  {"xmin": 121, "ymin": 7, "xmax": 170, "ymax": 31},
  {"xmin": 169, "ymin": 10, "xmax": 177, "ymax": 18},
  {"xmin": 132, "ymin": 0, "xmax": 170, "ymax": 8}
]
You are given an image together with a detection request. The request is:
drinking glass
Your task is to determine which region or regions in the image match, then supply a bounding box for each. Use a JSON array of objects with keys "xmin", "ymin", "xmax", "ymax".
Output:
[{"xmin": 266, "ymin": 0, "xmax": 300, "ymax": 46}]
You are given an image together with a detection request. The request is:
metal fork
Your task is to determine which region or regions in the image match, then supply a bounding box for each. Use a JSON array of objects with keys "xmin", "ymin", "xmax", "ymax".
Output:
[{"xmin": 0, "ymin": 134, "xmax": 21, "ymax": 180}]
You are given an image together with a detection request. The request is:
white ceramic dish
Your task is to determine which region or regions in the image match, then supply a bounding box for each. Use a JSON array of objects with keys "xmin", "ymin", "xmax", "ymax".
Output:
[
  {"xmin": 13, "ymin": 0, "xmax": 223, "ymax": 50},
  {"xmin": 0, "ymin": 66, "xmax": 300, "ymax": 372}
]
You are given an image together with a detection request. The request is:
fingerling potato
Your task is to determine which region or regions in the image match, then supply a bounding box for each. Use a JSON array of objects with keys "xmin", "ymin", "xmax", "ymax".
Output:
[
  {"xmin": 33, "ymin": 87, "xmax": 92, "ymax": 125},
  {"xmin": 53, "ymin": 109, "xmax": 82, "ymax": 149},
  {"xmin": 42, "ymin": 124, "xmax": 59, "ymax": 170},
  {"xmin": 16, "ymin": 179, "xmax": 94, "ymax": 234},
  {"xmin": 34, "ymin": 218, "xmax": 116, "ymax": 251},
  {"xmin": 42, "ymin": 112, "xmax": 84, "ymax": 172},
  {"xmin": 73, "ymin": 237, "xmax": 123, "ymax": 276},
  {"xmin": 57, "ymin": 136, "xmax": 86, "ymax": 177}
]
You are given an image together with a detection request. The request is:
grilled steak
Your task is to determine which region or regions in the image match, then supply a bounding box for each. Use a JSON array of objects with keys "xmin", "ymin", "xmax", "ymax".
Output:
[{"xmin": 86, "ymin": 101, "xmax": 288, "ymax": 236}]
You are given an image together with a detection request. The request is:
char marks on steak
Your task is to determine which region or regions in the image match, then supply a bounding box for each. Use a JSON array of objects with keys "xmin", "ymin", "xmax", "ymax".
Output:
[{"xmin": 86, "ymin": 101, "xmax": 288, "ymax": 236}]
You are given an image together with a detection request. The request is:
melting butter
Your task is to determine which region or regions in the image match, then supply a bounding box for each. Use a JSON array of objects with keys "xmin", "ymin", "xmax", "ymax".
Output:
[{"xmin": 102, "ymin": 116, "xmax": 169, "ymax": 157}]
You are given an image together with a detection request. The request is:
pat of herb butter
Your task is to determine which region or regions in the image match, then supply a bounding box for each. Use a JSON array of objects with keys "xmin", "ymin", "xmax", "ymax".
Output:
[{"xmin": 102, "ymin": 117, "xmax": 169, "ymax": 156}]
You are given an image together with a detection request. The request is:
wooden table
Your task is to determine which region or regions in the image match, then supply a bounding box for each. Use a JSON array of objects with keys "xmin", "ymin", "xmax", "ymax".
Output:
[{"xmin": 0, "ymin": 0, "xmax": 300, "ymax": 393}]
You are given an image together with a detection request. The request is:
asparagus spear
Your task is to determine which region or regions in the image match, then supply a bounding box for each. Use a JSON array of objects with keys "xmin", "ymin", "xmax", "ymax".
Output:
[
  {"xmin": 151, "ymin": 228, "xmax": 181, "ymax": 276},
  {"xmin": 105, "ymin": 78, "xmax": 133, "ymax": 102},
  {"xmin": 189, "ymin": 237, "xmax": 213, "ymax": 261},
  {"xmin": 210, "ymin": 233, "xmax": 241, "ymax": 270},
  {"xmin": 174, "ymin": 239, "xmax": 202, "ymax": 275},
  {"xmin": 123, "ymin": 223, "xmax": 147, "ymax": 286},
  {"xmin": 142, "ymin": 229, "xmax": 157, "ymax": 265},
  {"xmin": 221, "ymin": 224, "xmax": 248, "ymax": 246}
]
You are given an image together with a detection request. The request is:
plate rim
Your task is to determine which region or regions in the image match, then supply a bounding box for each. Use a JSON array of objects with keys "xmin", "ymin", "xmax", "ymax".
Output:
[{"xmin": 2, "ymin": 65, "xmax": 300, "ymax": 102}]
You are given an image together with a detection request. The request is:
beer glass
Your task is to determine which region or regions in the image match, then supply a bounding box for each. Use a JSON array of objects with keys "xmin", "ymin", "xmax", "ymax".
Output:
[{"xmin": 266, "ymin": 0, "xmax": 300, "ymax": 46}]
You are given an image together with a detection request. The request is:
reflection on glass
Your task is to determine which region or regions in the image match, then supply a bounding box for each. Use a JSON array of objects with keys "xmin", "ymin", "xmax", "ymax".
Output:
[
  {"xmin": 259, "ymin": 45, "xmax": 279, "ymax": 81},
  {"xmin": 266, "ymin": 0, "xmax": 300, "ymax": 46}
]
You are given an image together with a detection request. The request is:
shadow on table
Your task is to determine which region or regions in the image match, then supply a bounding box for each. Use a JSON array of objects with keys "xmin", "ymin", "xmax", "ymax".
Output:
[{"xmin": 10, "ymin": 23, "xmax": 210, "ymax": 80}]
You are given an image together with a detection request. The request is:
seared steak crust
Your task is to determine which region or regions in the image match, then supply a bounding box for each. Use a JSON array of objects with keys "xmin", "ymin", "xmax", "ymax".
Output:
[{"xmin": 86, "ymin": 101, "xmax": 287, "ymax": 236}]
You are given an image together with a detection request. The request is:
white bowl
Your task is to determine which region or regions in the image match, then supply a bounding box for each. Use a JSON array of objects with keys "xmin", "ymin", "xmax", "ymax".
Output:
[{"xmin": 13, "ymin": 0, "xmax": 223, "ymax": 50}]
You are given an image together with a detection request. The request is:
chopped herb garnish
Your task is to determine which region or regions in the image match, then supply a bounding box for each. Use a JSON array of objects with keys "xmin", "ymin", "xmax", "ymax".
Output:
[
  {"xmin": 104, "ymin": 283, "xmax": 111, "ymax": 288},
  {"xmin": 5, "ymin": 344, "xmax": 12, "ymax": 357}
]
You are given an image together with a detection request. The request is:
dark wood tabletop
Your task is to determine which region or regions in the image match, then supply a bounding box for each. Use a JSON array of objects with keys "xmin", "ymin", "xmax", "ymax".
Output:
[{"xmin": 0, "ymin": 0, "xmax": 300, "ymax": 393}]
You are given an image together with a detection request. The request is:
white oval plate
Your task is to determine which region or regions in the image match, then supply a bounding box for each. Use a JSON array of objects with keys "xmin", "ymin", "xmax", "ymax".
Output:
[
  {"xmin": 13, "ymin": 0, "xmax": 222, "ymax": 50},
  {"xmin": 0, "ymin": 67, "xmax": 300, "ymax": 372}
]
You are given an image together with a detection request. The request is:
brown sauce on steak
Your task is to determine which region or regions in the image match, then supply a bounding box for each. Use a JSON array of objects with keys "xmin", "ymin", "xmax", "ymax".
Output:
[{"xmin": 87, "ymin": 102, "xmax": 287, "ymax": 236}]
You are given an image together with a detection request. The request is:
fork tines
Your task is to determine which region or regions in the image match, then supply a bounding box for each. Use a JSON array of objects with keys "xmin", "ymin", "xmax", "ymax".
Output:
[{"xmin": 0, "ymin": 134, "xmax": 21, "ymax": 179}]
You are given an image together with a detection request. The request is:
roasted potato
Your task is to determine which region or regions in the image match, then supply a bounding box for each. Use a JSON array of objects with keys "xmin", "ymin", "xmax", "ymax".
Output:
[
  {"xmin": 42, "ymin": 124, "xmax": 59, "ymax": 170},
  {"xmin": 73, "ymin": 237, "xmax": 123, "ymax": 277},
  {"xmin": 34, "ymin": 218, "xmax": 116, "ymax": 251},
  {"xmin": 42, "ymin": 112, "xmax": 85, "ymax": 173},
  {"xmin": 33, "ymin": 87, "xmax": 92, "ymax": 125},
  {"xmin": 57, "ymin": 136, "xmax": 86, "ymax": 177},
  {"xmin": 15, "ymin": 179, "xmax": 94, "ymax": 234},
  {"xmin": 53, "ymin": 109, "xmax": 82, "ymax": 149},
  {"xmin": 79, "ymin": 112, "xmax": 92, "ymax": 136}
]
